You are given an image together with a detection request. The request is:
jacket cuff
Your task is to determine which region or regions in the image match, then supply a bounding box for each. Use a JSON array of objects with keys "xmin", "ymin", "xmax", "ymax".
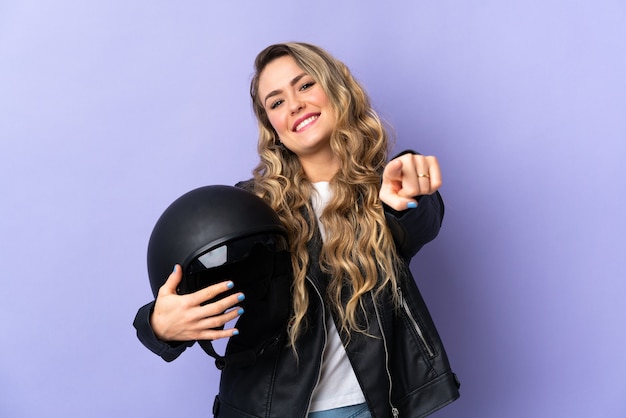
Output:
[{"xmin": 383, "ymin": 191, "xmax": 444, "ymax": 260}]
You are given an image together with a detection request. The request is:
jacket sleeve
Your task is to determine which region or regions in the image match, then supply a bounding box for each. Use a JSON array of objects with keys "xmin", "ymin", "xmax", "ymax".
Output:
[
  {"xmin": 384, "ymin": 190, "xmax": 444, "ymax": 261},
  {"xmin": 133, "ymin": 301, "xmax": 195, "ymax": 362}
]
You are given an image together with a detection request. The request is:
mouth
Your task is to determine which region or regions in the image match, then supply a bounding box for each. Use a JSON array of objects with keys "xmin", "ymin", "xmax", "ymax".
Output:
[{"xmin": 292, "ymin": 113, "xmax": 320, "ymax": 132}]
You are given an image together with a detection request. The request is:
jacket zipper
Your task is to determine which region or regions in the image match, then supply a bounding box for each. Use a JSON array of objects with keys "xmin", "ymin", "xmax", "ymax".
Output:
[
  {"xmin": 398, "ymin": 289, "xmax": 434, "ymax": 358},
  {"xmin": 304, "ymin": 276, "xmax": 328, "ymax": 416},
  {"xmin": 371, "ymin": 291, "xmax": 400, "ymax": 417}
]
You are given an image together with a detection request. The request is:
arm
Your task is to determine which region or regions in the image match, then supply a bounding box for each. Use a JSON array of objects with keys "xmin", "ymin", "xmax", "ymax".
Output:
[{"xmin": 384, "ymin": 191, "xmax": 444, "ymax": 260}]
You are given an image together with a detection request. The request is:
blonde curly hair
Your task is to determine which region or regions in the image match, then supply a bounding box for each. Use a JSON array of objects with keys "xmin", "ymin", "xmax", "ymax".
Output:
[{"xmin": 249, "ymin": 42, "xmax": 401, "ymax": 347}]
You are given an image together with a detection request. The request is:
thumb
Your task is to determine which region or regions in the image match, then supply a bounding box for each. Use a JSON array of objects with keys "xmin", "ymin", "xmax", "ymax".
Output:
[{"xmin": 159, "ymin": 264, "xmax": 183, "ymax": 296}]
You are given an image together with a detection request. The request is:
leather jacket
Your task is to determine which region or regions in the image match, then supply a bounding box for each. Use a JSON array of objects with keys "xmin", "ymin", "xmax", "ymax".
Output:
[{"xmin": 134, "ymin": 184, "xmax": 460, "ymax": 418}]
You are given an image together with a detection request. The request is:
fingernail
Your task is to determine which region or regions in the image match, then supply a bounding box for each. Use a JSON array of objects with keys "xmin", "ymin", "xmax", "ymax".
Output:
[
  {"xmin": 237, "ymin": 308, "xmax": 244, "ymax": 315},
  {"xmin": 237, "ymin": 294, "xmax": 245, "ymax": 302},
  {"xmin": 407, "ymin": 201, "xmax": 418, "ymax": 209},
  {"xmin": 232, "ymin": 329, "xmax": 239, "ymax": 336},
  {"xmin": 172, "ymin": 265, "xmax": 177, "ymax": 273},
  {"xmin": 226, "ymin": 281, "xmax": 234, "ymax": 289}
]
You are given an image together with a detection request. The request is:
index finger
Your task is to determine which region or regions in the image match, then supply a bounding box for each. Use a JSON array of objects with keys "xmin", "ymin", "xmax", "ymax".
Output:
[
  {"xmin": 381, "ymin": 158, "xmax": 404, "ymax": 184},
  {"xmin": 188, "ymin": 280, "xmax": 236, "ymax": 306}
]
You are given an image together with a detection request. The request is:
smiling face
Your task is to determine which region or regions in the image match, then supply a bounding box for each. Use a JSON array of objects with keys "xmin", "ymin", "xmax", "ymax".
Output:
[{"xmin": 257, "ymin": 55, "xmax": 338, "ymax": 167}]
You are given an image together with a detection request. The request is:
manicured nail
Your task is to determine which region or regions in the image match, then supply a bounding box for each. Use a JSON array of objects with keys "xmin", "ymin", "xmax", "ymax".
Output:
[
  {"xmin": 172, "ymin": 265, "xmax": 177, "ymax": 273},
  {"xmin": 237, "ymin": 308, "xmax": 244, "ymax": 315},
  {"xmin": 226, "ymin": 281, "xmax": 234, "ymax": 289},
  {"xmin": 407, "ymin": 201, "xmax": 418, "ymax": 209},
  {"xmin": 237, "ymin": 294, "xmax": 245, "ymax": 302},
  {"xmin": 232, "ymin": 329, "xmax": 239, "ymax": 336}
]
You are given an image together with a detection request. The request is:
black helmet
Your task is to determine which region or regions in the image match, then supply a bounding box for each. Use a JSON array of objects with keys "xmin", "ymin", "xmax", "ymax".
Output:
[{"xmin": 146, "ymin": 185, "xmax": 292, "ymax": 369}]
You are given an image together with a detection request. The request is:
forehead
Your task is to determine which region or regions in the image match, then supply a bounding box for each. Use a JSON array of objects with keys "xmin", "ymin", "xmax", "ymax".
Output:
[{"xmin": 257, "ymin": 55, "xmax": 307, "ymax": 96}]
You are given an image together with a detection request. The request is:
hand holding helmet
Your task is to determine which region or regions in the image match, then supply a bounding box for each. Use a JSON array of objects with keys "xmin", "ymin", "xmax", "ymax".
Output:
[
  {"xmin": 151, "ymin": 265, "xmax": 244, "ymax": 342},
  {"xmin": 145, "ymin": 185, "xmax": 292, "ymax": 369}
]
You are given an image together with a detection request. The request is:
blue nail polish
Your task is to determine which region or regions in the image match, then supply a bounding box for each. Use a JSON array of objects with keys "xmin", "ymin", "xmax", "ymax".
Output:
[
  {"xmin": 237, "ymin": 294, "xmax": 245, "ymax": 302},
  {"xmin": 232, "ymin": 330, "xmax": 239, "ymax": 336},
  {"xmin": 237, "ymin": 308, "xmax": 244, "ymax": 315},
  {"xmin": 407, "ymin": 201, "xmax": 418, "ymax": 209},
  {"xmin": 226, "ymin": 281, "xmax": 234, "ymax": 289},
  {"xmin": 172, "ymin": 265, "xmax": 177, "ymax": 273}
]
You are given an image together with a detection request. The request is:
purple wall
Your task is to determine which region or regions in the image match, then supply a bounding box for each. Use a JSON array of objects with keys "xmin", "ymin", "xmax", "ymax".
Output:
[{"xmin": 1, "ymin": 1, "xmax": 624, "ymax": 417}]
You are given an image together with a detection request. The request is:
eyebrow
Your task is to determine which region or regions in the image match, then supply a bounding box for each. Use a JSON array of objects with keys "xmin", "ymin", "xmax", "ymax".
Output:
[{"xmin": 263, "ymin": 73, "xmax": 308, "ymax": 106}]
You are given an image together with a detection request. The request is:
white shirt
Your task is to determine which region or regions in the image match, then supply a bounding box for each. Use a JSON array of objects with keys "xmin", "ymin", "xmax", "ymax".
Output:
[{"xmin": 308, "ymin": 182, "xmax": 366, "ymax": 412}]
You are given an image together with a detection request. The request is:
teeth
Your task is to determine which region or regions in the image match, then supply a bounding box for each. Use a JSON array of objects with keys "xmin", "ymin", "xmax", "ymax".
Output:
[{"xmin": 296, "ymin": 115, "xmax": 318, "ymax": 131}]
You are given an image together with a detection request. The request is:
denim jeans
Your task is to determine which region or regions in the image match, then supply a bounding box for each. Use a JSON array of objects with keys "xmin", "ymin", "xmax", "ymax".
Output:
[{"xmin": 308, "ymin": 403, "xmax": 372, "ymax": 418}]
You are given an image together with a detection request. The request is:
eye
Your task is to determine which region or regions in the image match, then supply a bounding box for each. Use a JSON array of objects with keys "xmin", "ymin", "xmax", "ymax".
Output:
[
  {"xmin": 300, "ymin": 81, "xmax": 315, "ymax": 91},
  {"xmin": 269, "ymin": 99, "xmax": 284, "ymax": 110}
]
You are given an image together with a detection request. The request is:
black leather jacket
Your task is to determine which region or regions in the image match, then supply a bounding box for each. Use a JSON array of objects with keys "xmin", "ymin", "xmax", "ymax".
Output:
[{"xmin": 134, "ymin": 186, "xmax": 460, "ymax": 418}]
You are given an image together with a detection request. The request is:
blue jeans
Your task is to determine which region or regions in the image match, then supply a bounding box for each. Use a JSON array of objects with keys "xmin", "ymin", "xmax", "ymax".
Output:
[{"xmin": 308, "ymin": 403, "xmax": 372, "ymax": 418}]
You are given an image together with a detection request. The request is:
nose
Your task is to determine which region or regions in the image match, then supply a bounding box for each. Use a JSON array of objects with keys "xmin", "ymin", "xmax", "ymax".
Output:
[{"xmin": 289, "ymin": 99, "xmax": 304, "ymax": 114}]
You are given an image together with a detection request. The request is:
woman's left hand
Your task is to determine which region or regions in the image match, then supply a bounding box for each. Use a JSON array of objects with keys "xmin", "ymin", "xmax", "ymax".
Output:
[{"xmin": 379, "ymin": 153, "xmax": 442, "ymax": 211}]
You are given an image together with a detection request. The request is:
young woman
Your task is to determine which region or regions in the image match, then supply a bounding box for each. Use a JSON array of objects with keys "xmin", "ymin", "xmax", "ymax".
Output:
[{"xmin": 134, "ymin": 42, "xmax": 459, "ymax": 417}]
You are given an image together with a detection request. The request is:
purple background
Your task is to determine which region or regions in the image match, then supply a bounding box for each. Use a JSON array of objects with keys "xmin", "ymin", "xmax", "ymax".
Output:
[{"xmin": 1, "ymin": 1, "xmax": 625, "ymax": 417}]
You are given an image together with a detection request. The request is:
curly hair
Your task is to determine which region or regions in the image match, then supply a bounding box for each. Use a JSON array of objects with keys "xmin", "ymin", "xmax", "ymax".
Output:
[{"xmin": 249, "ymin": 42, "xmax": 402, "ymax": 347}]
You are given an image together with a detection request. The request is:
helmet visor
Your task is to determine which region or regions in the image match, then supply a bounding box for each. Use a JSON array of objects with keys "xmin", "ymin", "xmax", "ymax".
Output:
[{"xmin": 180, "ymin": 233, "xmax": 289, "ymax": 295}]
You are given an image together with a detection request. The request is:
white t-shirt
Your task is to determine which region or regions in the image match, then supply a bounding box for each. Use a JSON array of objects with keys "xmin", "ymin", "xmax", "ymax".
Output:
[{"xmin": 308, "ymin": 182, "xmax": 366, "ymax": 412}]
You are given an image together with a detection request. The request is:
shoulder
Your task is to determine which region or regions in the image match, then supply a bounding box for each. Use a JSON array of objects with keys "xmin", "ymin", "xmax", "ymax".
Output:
[{"xmin": 235, "ymin": 179, "xmax": 255, "ymax": 192}]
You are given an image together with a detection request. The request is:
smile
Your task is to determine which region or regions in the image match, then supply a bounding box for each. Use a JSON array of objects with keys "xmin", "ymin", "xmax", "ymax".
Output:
[{"xmin": 293, "ymin": 114, "xmax": 320, "ymax": 132}]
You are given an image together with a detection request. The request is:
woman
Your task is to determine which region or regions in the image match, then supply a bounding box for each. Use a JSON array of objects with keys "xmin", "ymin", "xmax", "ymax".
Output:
[{"xmin": 134, "ymin": 42, "xmax": 460, "ymax": 417}]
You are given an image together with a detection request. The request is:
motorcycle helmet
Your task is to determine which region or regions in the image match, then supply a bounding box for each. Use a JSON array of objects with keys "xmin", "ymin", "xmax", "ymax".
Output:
[{"xmin": 146, "ymin": 185, "xmax": 292, "ymax": 369}]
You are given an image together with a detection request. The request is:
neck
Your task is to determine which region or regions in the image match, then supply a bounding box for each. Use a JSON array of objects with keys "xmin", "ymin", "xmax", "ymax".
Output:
[{"xmin": 299, "ymin": 154, "xmax": 340, "ymax": 182}]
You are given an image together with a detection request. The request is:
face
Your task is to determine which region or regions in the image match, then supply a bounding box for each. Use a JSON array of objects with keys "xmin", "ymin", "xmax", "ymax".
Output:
[{"xmin": 257, "ymin": 55, "xmax": 337, "ymax": 162}]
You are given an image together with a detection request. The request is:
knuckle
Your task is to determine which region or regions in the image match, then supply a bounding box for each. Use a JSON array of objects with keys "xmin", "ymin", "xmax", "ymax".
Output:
[{"xmin": 402, "ymin": 185, "xmax": 419, "ymax": 197}]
